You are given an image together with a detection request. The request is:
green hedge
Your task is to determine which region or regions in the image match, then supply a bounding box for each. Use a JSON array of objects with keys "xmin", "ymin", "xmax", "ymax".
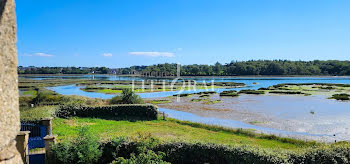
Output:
[
  {"xmin": 56, "ymin": 104, "xmax": 158, "ymax": 120},
  {"xmin": 99, "ymin": 140, "xmax": 350, "ymax": 164},
  {"xmin": 154, "ymin": 142, "xmax": 289, "ymax": 164}
]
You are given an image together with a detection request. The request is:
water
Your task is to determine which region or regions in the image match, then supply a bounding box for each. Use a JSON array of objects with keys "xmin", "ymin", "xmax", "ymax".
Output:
[
  {"xmin": 45, "ymin": 76, "xmax": 350, "ymax": 141},
  {"xmin": 47, "ymin": 76, "xmax": 350, "ymax": 98},
  {"xmin": 158, "ymin": 108, "xmax": 333, "ymax": 141}
]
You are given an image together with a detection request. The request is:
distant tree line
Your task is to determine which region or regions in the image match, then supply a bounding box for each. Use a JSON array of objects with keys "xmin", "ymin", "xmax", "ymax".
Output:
[
  {"xmin": 18, "ymin": 60, "xmax": 350, "ymax": 76},
  {"xmin": 18, "ymin": 66, "xmax": 109, "ymax": 74},
  {"xmin": 126, "ymin": 60, "xmax": 350, "ymax": 76}
]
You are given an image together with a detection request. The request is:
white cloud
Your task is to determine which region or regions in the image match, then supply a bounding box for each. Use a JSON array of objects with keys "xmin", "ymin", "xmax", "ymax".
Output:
[
  {"xmin": 22, "ymin": 53, "xmax": 33, "ymax": 57},
  {"xmin": 129, "ymin": 51, "xmax": 174, "ymax": 57},
  {"xmin": 102, "ymin": 53, "xmax": 113, "ymax": 57},
  {"xmin": 34, "ymin": 53, "xmax": 54, "ymax": 57}
]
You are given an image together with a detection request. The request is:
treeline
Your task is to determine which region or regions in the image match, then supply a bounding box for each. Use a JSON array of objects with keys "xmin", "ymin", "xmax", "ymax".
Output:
[
  {"xmin": 18, "ymin": 66, "xmax": 109, "ymax": 74},
  {"xmin": 19, "ymin": 60, "xmax": 350, "ymax": 76},
  {"xmin": 133, "ymin": 60, "xmax": 350, "ymax": 76}
]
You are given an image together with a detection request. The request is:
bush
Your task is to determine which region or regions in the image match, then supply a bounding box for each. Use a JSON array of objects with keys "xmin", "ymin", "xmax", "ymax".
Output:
[
  {"xmin": 111, "ymin": 150, "xmax": 169, "ymax": 164},
  {"xmin": 110, "ymin": 88, "xmax": 144, "ymax": 104},
  {"xmin": 19, "ymin": 96, "xmax": 34, "ymax": 107},
  {"xmin": 52, "ymin": 127, "xmax": 102, "ymax": 164},
  {"xmin": 330, "ymin": 93, "xmax": 350, "ymax": 101},
  {"xmin": 56, "ymin": 104, "xmax": 158, "ymax": 120},
  {"xmin": 101, "ymin": 133, "xmax": 165, "ymax": 164}
]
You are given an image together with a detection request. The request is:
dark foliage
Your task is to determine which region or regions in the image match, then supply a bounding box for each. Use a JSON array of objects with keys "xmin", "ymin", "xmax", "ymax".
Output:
[
  {"xmin": 331, "ymin": 94, "xmax": 350, "ymax": 101},
  {"xmin": 56, "ymin": 104, "xmax": 158, "ymax": 120},
  {"xmin": 19, "ymin": 60, "xmax": 350, "ymax": 76}
]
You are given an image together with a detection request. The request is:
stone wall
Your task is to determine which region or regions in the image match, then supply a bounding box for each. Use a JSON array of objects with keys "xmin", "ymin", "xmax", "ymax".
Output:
[{"xmin": 0, "ymin": 0, "xmax": 22, "ymax": 163}]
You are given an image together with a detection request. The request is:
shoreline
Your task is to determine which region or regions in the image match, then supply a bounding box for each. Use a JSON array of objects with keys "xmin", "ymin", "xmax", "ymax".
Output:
[{"xmin": 18, "ymin": 74, "xmax": 350, "ymax": 78}]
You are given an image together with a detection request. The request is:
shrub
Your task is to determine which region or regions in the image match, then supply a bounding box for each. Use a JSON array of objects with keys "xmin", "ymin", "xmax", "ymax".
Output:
[
  {"xmin": 110, "ymin": 96, "xmax": 123, "ymax": 104},
  {"xmin": 101, "ymin": 133, "xmax": 164, "ymax": 164},
  {"xmin": 52, "ymin": 127, "xmax": 102, "ymax": 164},
  {"xmin": 56, "ymin": 104, "xmax": 158, "ymax": 120},
  {"xmin": 19, "ymin": 96, "xmax": 34, "ymax": 107},
  {"xmin": 330, "ymin": 94, "xmax": 350, "ymax": 101},
  {"xmin": 110, "ymin": 88, "xmax": 144, "ymax": 104},
  {"xmin": 111, "ymin": 150, "xmax": 169, "ymax": 164}
]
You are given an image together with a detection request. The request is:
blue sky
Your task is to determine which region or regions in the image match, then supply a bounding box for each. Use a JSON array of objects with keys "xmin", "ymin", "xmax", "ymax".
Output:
[{"xmin": 17, "ymin": 0, "xmax": 350, "ymax": 67}]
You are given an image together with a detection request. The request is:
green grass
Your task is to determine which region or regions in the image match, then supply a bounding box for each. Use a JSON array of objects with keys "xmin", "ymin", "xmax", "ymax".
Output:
[
  {"xmin": 53, "ymin": 117, "xmax": 318, "ymax": 151},
  {"xmin": 22, "ymin": 90, "xmax": 37, "ymax": 96},
  {"xmin": 149, "ymin": 100, "xmax": 172, "ymax": 104}
]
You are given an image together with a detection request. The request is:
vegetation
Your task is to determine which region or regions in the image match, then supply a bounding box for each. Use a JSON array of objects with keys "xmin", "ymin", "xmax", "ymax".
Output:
[
  {"xmin": 269, "ymin": 91, "xmax": 306, "ymax": 95},
  {"xmin": 53, "ymin": 117, "xmax": 315, "ymax": 150},
  {"xmin": 148, "ymin": 100, "xmax": 172, "ymax": 104},
  {"xmin": 255, "ymin": 83, "xmax": 350, "ymax": 98},
  {"xmin": 109, "ymin": 88, "xmax": 144, "ymax": 104},
  {"xmin": 330, "ymin": 94, "xmax": 350, "ymax": 101},
  {"xmin": 18, "ymin": 66, "xmax": 109, "ymax": 74},
  {"xmin": 52, "ymin": 127, "xmax": 102, "ymax": 164},
  {"xmin": 52, "ymin": 119, "xmax": 350, "ymax": 164},
  {"xmin": 118, "ymin": 60, "xmax": 350, "ymax": 76},
  {"xmin": 239, "ymin": 89, "xmax": 265, "ymax": 95},
  {"xmin": 172, "ymin": 93, "xmax": 193, "ymax": 97},
  {"xmin": 219, "ymin": 90, "xmax": 239, "ymax": 97},
  {"xmin": 20, "ymin": 106, "xmax": 58, "ymax": 121},
  {"xmin": 204, "ymin": 100, "xmax": 222, "ymax": 104},
  {"xmin": 81, "ymin": 82, "xmax": 244, "ymax": 94},
  {"xmin": 20, "ymin": 60, "xmax": 350, "ymax": 76},
  {"xmin": 19, "ymin": 87, "xmax": 107, "ymax": 107},
  {"xmin": 196, "ymin": 91, "xmax": 217, "ymax": 94},
  {"xmin": 56, "ymin": 105, "xmax": 158, "ymax": 120}
]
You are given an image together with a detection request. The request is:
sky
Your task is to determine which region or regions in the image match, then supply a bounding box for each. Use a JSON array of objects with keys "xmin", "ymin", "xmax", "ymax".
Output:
[{"xmin": 16, "ymin": 0, "xmax": 350, "ymax": 68}]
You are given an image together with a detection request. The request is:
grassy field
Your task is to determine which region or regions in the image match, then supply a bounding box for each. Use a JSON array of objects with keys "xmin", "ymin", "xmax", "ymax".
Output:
[{"xmin": 52, "ymin": 117, "xmax": 319, "ymax": 151}]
